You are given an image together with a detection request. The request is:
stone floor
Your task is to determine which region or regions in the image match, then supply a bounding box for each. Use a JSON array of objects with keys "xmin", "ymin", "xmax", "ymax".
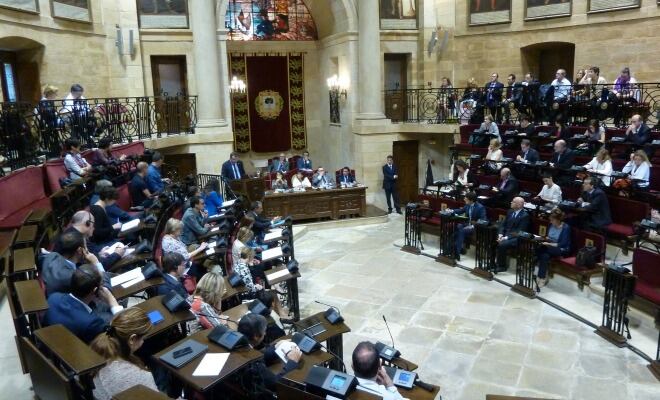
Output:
[{"xmin": 1, "ymin": 214, "xmax": 659, "ymax": 399}]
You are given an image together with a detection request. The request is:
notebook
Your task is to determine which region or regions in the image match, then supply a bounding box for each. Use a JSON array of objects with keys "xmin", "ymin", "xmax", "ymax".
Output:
[{"xmin": 159, "ymin": 339, "xmax": 208, "ymax": 369}]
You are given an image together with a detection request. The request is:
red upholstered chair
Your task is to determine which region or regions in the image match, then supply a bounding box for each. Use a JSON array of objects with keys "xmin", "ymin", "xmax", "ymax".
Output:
[
  {"xmin": 605, "ymin": 196, "xmax": 649, "ymax": 253},
  {"xmin": 531, "ymin": 218, "xmax": 550, "ymax": 237},
  {"xmin": 631, "ymin": 248, "xmax": 660, "ymax": 306},
  {"xmin": 551, "ymin": 228, "xmax": 605, "ymax": 289},
  {"xmin": 0, "ymin": 166, "xmax": 51, "ymax": 229},
  {"xmin": 44, "ymin": 159, "xmax": 69, "ymax": 194},
  {"xmin": 115, "ymin": 184, "xmax": 132, "ymax": 211},
  {"xmin": 110, "ymin": 141, "xmax": 145, "ymax": 158},
  {"xmin": 288, "ymin": 155, "xmax": 302, "ymax": 169}
]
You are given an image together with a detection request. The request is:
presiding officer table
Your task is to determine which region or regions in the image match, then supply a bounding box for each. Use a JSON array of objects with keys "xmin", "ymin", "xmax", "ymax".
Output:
[{"xmin": 262, "ymin": 187, "xmax": 367, "ymax": 221}]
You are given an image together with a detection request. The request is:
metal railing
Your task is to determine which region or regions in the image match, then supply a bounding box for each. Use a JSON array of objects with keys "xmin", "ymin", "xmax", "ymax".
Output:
[
  {"xmin": 384, "ymin": 83, "xmax": 660, "ymax": 128},
  {"xmin": 0, "ymin": 96, "xmax": 197, "ymax": 172}
]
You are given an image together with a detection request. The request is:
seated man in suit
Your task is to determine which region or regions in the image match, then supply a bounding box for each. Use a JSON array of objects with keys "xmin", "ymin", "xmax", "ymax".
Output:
[
  {"xmin": 625, "ymin": 114, "xmax": 651, "ymax": 146},
  {"xmin": 338, "ymin": 166, "xmax": 356, "ymax": 187},
  {"xmin": 451, "ymin": 192, "xmax": 487, "ymax": 261},
  {"xmin": 495, "ymin": 197, "xmax": 531, "ymax": 272},
  {"xmin": 489, "ymin": 167, "xmax": 519, "ymax": 208},
  {"xmin": 516, "ymin": 115, "xmax": 536, "ymax": 137},
  {"xmin": 156, "ymin": 252, "xmax": 189, "ymax": 298},
  {"xmin": 353, "ymin": 341, "xmax": 405, "ymax": 400},
  {"xmin": 312, "ymin": 167, "xmax": 334, "ymax": 189},
  {"xmin": 577, "ymin": 177, "xmax": 612, "ymax": 231},
  {"xmin": 270, "ymin": 153, "xmax": 289, "ymax": 173},
  {"xmin": 516, "ymin": 139, "xmax": 540, "ymax": 164},
  {"xmin": 41, "ymin": 230, "xmax": 107, "ymax": 297},
  {"xmin": 43, "ymin": 264, "xmax": 123, "ymax": 343},
  {"xmin": 221, "ymin": 151, "xmax": 247, "ymax": 181},
  {"xmin": 296, "ymin": 150, "xmax": 312, "ymax": 171},
  {"xmin": 550, "ymin": 139, "xmax": 576, "ymax": 185},
  {"xmin": 181, "ymin": 196, "xmax": 211, "ymax": 245},
  {"xmin": 247, "ymin": 201, "xmax": 282, "ymax": 242},
  {"xmin": 237, "ymin": 313, "xmax": 302, "ymax": 391}
]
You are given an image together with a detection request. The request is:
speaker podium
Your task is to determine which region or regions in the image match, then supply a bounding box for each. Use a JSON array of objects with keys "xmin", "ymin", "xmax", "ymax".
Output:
[{"xmin": 229, "ymin": 177, "xmax": 266, "ymax": 204}]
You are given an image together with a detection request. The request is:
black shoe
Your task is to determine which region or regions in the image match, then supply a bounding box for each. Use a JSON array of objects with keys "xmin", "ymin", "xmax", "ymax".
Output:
[
  {"xmin": 388, "ymin": 209, "xmax": 393, "ymax": 214},
  {"xmin": 455, "ymin": 254, "xmax": 461, "ymax": 261},
  {"xmin": 396, "ymin": 209, "xmax": 402, "ymax": 214},
  {"xmin": 460, "ymin": 248, "xmax": 467, "ymax": 255}
]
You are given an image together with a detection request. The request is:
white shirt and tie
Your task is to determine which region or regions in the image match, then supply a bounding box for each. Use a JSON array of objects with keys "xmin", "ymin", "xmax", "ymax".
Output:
[{"xmin": 232, "ymin": 163, "xmax": 241, "ymax": 180}]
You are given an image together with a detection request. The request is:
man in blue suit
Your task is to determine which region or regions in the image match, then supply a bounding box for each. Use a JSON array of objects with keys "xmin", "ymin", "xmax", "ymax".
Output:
[
  {"xmin": 43, "ymin": 264, "xmax": 123, "ymax": 343},
  {"xmin": 495, "ymin": 197, "xmax": 531, "ymax": 272},
  {"xmin": 485, "ymin": 72, "xmax": 504, "ymax": 123},
  {"xmin": 296, "ymin": 151, "xmax": 312, "ymax": 170},
  {"xmin": 382, "ymin": 155, "xmax": 401, "ymax": 214},
  {"xmin": 221, "ymin": 151, "xmax": 247, "ymax": 181},
  {"xmin": 270, "ymin": 153, "xmax": 289, "ymax": 173},
  {"xmin": 156, "ymin": 252, "xmax": 189, "ymax": 298},
  {"xmin": 338, "ymin": 166, "xmax": 356, "ymax": 187},
  {"xmin": 452, "ymin": 192, "xmax": 487, "ymax": 261}
]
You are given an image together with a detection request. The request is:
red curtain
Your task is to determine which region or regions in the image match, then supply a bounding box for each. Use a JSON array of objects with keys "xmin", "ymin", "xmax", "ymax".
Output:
[{"xmin": 246, "ymin": 56, "xmax": 291, "ymax": 152}]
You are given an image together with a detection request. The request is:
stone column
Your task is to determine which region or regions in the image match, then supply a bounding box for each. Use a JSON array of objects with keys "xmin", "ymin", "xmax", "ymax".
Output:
[
  {"xmin": 356, "ymin": 0, "xmax": 387, "ymax": 121},
  {"xmin": 190, "ymin": 0, "xmax": 228, "ymax": 132}
]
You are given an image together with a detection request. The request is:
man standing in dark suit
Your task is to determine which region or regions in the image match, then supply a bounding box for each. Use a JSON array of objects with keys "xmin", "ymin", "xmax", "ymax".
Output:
[
  {"xmin": 577, "ymin": 177, "xmax": 612, "ymax": 231},
  {"xmin": 550, "ymin": 140, "xmax": 576, "ymax": 185},
  {"xmin": 495, "ymin": 197, "xmax": 531, "ymax": 272},
  {"xmin": 516, "ymin": 139, "xmax": 540, "ymax": 164},
  {"xmin": 490, "ymin": 167, "xmax": 519, "ymax": 208},
  {"xmin": 452, "ymin": 192, "xmax": 487, "ymax": 260},
  {"xmin": 221, "ymin": 152, "xmax": 247, "ymax": 181},
  {"xmin": 485, "ymin": 72, "xmax": 504, "ymax": 123},
  {"xmin": 382, "ymin": 155, "xmax": 401, "ymax": 214}
]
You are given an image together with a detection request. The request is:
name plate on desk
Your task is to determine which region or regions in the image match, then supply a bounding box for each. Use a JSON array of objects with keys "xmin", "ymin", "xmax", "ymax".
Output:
[
  {"xmin": 263, "ymin": 228, "xmax": 284, "ymax": 243},
  {"xmin": 261, "ymin": 246, "xmax": 283, "ymax": 261},
  {"xmin": 120, "ymin": 219, "xmax": 140, "ymax": 232},
  {"xmin": 267, "ymin": 268, "xmax": 291, "ymax": 281}
]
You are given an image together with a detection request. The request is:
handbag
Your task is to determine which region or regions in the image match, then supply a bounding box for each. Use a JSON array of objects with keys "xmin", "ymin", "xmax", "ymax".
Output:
[{"xmin": 576, "ymin": 246, "xmax": 599, "ymax": 268}]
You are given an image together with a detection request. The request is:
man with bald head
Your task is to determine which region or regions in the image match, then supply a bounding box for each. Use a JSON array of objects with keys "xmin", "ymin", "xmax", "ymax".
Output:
[
  {"xmin": 495, "ymin": 196, "xmax": 530, "ymax": 273},
  {"xmin": 270, "ymin": 152, "xmax": 289, "ymax": 173},
  {"xmin": 129, "ymin": 161, "xmax": 154, "ymax": 208},
  {"xmin": 625, "ymin": 114, "xmax": 651, "ymax": 148},
  {"xmin": 550, "ymin": 139, "xmax": 575, "ymax": 185},
  {"xmin": 489, "ymin": 167, "xmax": 519, "ymax": 208},
  {"xmin": 352, "ymin": 341, "xmax": 404, "ymax": 399},
  {"xmin": 551, "ymin": 68, "xmax": 571, "ymax": 101}
]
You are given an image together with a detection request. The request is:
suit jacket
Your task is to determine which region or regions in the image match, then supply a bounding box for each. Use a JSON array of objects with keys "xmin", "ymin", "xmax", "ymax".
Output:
[
  {"xmin": 485, "ymin": 81, "xmax": 504, "ymax": 106},
  {"xmin": 221, "ymin": 160, "xmax": 246, "ymax": 181},
  {"xmin": 551, "ymin": 149, "xmax": 575, "ymax": 170},
  {"xmin": 255, "ymin": 345, "xmax": 299, "ymax": 390},
  {"xmin": 454, "ymin": 202, "xmax": 487, "ymax": 222},
  {"xmin": 582, "ymin": 188, "xmax": 612, "ymax": 228},
  {"xmin": 43, "ymin": 293, "xmax": 107, "ymax": 343},
  {"xmin": 40, "ymin": 252, "xmax": 76, "ymax": 297},
  {"xmin": 337, "ymin": 174, "xmax": 355, "ymax": 185},
  {"xmin": 181, "ymin": 207, "xmax": 209, "ymax": 245},
  {"xmin": 496, "ymin": 176, "xmax": 519, "ymax": 204},
  {"xmin": 156, "ymin": 273, "xmax": 188, "ymax": 299},
  {"xmin": 498, "ymin": 209, "xmax": 531, "ymax": 236},
  {"xmin": 519, "ymin": 148, "xmax": 540, "ymax": 163},
  {"xmin": 382, "ymin": 164, "xmax": 398, "ymax": 190},
  {"xmin": 628, "ymin": 123, "xmax": 651, "ymax": 146},
  {"xmin": 312, "ymin": 173, "xmax": 334, "ymax": 188},
  {"xmin": 554, "ymin": 127, "xmax": 571, "ymax": 141},
  {"xmin": 517, "ymin": 124, "xmax": 535, "ymax": 136},
  {"xmin": 53, "ymin": 226, "xmax": 120, "ymax": 270},
  {"xmin": 296, "ymin": 158, "xmax": 312, "ymax": 170},
  {"xmin": 270, "ymin": 159, "xmax": 289, "ymax": 173},
  {"xmin": 247, "ymin": 210, "xmax": 272, "ymax": 238}
]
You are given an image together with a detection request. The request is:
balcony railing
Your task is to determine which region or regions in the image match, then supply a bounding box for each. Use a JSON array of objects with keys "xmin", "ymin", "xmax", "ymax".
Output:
[
  {"xmin": 384, "ymin": 83, "xmax": 660, "ymax": 129},
  {"xmin": 0, "ymin": 95, "xmax": 197, "ymax": 172}
]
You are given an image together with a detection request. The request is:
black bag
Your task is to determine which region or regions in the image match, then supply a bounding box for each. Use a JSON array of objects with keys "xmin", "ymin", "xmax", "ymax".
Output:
[{"xmin": 576, "ymin": 246, "xmax": 599, "ymax": 268}]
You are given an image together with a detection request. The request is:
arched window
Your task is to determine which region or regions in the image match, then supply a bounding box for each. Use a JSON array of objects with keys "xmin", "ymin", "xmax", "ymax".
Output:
[{"xmin": 225, "ymin": 0, "xmax": 317, "ymax": 41}]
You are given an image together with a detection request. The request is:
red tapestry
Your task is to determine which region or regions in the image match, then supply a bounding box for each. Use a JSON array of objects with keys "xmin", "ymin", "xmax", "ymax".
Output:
[{"xmin": 230, "ymin": 54, "xmax": 306, "ymax": 153}]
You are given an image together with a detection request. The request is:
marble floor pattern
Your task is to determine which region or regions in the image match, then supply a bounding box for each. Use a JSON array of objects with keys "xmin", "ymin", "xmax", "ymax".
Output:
[{"xmin": 1, "ymin": 215, "xmax": 659, "ymax": 399}]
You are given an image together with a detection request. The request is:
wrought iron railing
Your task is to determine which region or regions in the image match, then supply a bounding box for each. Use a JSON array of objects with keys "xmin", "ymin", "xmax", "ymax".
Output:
[
  {"xmin": 384, "ymin": 83, "xmax": 660, "ymax": 129},
  {"xmin": 0, "ymin": 96, "xmax": 197, "ymax": 172}
]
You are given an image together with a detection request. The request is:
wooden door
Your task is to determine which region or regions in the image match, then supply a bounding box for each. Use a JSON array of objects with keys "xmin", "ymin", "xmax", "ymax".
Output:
[
  {"xmin": 393, "ymin": 140, "xmax": 419, "ymax": 204},
  {"xmin": 162, "ymin": 153, "xmax": 196, "ymax": 181},
  {"xmin": 0, "ymin": 51, "xmax": 19, "ymax": 102},
  {"xmin": 151, "ymin": 56, "xmax": 190, "ymax": 133}
]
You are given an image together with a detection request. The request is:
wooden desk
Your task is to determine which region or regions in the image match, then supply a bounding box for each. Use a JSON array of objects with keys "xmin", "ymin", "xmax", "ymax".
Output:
[
  {"xmin": 152, "ymin": 329, "xmax": 263, "ymax": 392},
  {"xmin": 385, "ymin": 356, "xmax": 418, "ymax": 372},
  {"xmin": 263, "ymin": 187, "xmax": 367, "ymax": 221},
  {"xmin": 108, "ymin": 248, "xmax": 152, "ymax": 273},
  {"xmin": 266, "ymin": 265, "xmax": 301, "ymax": 321},
  {"xmin": 11, "ymin": 247, "xmax": 36, "ymax": 278},
  {"xmin": 25, "ymin": 208, "xmax": 51, "ymax": 225},
  {"xmin": 267, "ymin": 338, "xmax": 334, "ymax": 386},
  {"xmin": 13, "ymin": 279, "xmax": 48, "ymax": 314},
  {"xmin": 223, "ymin": 303, "xmax": 249, "ymax": 326},
  {"xmin": 133, "ymin": 296, "xmax": 195, "ymax": 339},
  {"xmin": 35, "ymin": 324, "xmax": 106, "ymax": 375},
  {"xmin": 294, "ymin": 312, "xmax": 351, "ymax": 371},
  {"xmin": 222, "ymin": 277, "xmax": 248, "ymax": 302},
  {"xmin": 13, "ymin": 224, "xmax": 38, "ymax": 248},
  {"xmin": 112, "ymin": 384, "xmax": 170, "ymax": 400},
  {"xmin": 111, "ymin": 277, "xmax": 165, "ymax": 300}
]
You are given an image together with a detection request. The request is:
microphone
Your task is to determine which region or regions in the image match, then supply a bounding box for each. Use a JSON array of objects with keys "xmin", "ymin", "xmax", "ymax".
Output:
[
  {"xmin": 194, "ymin": 312, "xmax": 240, "ymax": 326},
  {"xmin": 314, "ymin": 300, "xmax": 339, "ymax": 311},
  {"xmin": 375, "ymin": 315, "xmax": 401, "ymax": 362},
  {"xmin": 315, "ymin": 300, "xmax": 344, "ymax": 324},
  {"xmin": 610, "ymin": 247, "xmax": 622, "ymax": 268},
  {"xmin": 414, "ymin": 378, "xmax": 434, "ymax": 392},
  {"xmin": 383, "ymin": 315, "xmax": 395, "ymax": 350},
  {"xmin": 301, "ymin": 330, "xmax": 347, "ymax": 373}
]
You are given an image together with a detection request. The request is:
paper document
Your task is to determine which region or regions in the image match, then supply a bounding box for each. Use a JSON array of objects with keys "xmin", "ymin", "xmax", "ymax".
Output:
[
  {"xmin": 261, "ymin": 246, "xmax": 283, "ymax": 261},
  {"xmin": 205, "ymin": 248, "xmax": 215, "ymax": 256},
  {"xmin": 267, "ymin": 268, "xmax": 291, "ymax": 282},
  {"xmin": 192, "ymin": 353, "xmax": 230, "ymax": 377},
  {"xmin": 210, "ymin": 226, "xmax": 219, "ymax": 233},
  {"xmin": 263, "ymin": 229, "xmax": 283, "ymax": 242},
  {"xmin": 207, "ymin": 241, "xmax": 217, "ymax": 248},
  {"xmin": 121, "ymin": 275, "xmax": 145, "ymax": 288},
  {"xmin": 120, "ymin": 219, "xmax": 140, "ymax": 232},
  {"xmin": 274, "ymin": 340, "xmax": 297, "ymax": 363},
  {"xmin": 221, "ymin": 199, "xmax": 236, "ymax": 208},
  {"xmin": 123, "ymin": 248, "xmax": 135, "ymax": 257},
  {"xmin": 110, "ymin": 267, "xmax": 143, "ymax": 287}
]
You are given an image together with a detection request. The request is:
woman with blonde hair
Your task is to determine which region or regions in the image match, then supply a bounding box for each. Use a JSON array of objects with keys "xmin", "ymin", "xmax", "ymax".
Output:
[
  {"xmin": 621, "ymin": 150, "xmax": 650, "ymax": 188},
  {"xmin": 188, "ymin": 272, "xmax": 228, "ymax": 332},
  {"xmin": 583, "ymin": 148, "xmax": 613, "ymax": 186},
  {"xmin": 90, "ymin": 308, "xmax": 159, "ymax": 400},
  {"xmin": 485, "ymin": 138, "xmax": 503, "ymax": 172}
]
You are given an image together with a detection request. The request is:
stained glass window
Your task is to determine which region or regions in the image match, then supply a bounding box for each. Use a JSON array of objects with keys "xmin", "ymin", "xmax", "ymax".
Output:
[{"xmin": 225, "ymin": 0, "xmax": 317, "ymax": 41}]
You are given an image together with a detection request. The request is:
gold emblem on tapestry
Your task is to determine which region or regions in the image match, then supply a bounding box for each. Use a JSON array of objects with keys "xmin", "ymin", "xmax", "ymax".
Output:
[{"xmin": 254, "ymin": 90, "xmax": 284, "ymax": 120}]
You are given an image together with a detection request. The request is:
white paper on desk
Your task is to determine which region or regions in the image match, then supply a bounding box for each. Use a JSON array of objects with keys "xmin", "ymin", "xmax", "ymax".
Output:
[
  {"xmin": 110, "ymin": 267, "xmax": 143, "ymax": 287},
  {"xmin": 274, "ymin": 340, "xmax": 296, "ymax": 363},
  {"xmin": 221, "ymin": 199, "xmax": 236, "ymax": 208},
  {"xmin": 123, "ymin": 248, "xmax": 135, "ymax": 257},
  {"xmin": 192, "ymin": 353, "xmax": 230, "ymax": 377},
  {"xmin": 267, "ymin": 268, "xmax": 291, "ymax": 282},
  {"xmin": 210, "ymin": 226, "xmax": 219, "ymax": 233},
  {"xmin": 207, "ymin": 241, "xmax": 217, "ymax": 248},
  {"xmin": 261, "ymin": 246, "xmax": 283, "ymax": 261},
  {"xmin": 120, "ymin": 219, "xmax": 140, "ymax": 232},
  {"xmin": 121, "ymin": 274, "xmax": 145, "ymax": 288},
  {"xmin": 477, "ymin": 195, "xmax": 488, "ymax": 200},
  {"xmin": 101, "ymin": 242, "xmax": 125, "ymax": 256},
  {"xmin": 205, "ymin": 248, "xmax": 215, "ymax": 256},
  {"xmin": 263, "ymin": 229, "xmax": 283, "ymax": 242}
]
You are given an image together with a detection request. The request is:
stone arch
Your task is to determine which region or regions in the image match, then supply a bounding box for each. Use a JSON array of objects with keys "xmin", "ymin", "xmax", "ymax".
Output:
[
  {"xmin": 521, "ymin": 41, "xmax": 575, "ymax": 83},
  {"xmin": 0, "ymin": 36, "xmax": 45, "ymax": 102}
]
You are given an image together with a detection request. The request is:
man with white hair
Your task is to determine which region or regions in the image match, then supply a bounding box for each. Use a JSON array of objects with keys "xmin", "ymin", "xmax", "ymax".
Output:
[{"xmin": 495, "ymin": 197, "xmax": 530, "ymax": 273}]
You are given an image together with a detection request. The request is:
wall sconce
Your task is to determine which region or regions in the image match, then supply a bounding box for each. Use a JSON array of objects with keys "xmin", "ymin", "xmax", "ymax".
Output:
[
  {"xmin": 230, "ymin": 76, "xmax": 246, "ymax": 94},
  {"xmin": 327, "ymin": 74, "xmax": 348, "ymax": 99},
  {"xmin": 115, "ymin": 24, "xmax": 135, "ymax": 57}
]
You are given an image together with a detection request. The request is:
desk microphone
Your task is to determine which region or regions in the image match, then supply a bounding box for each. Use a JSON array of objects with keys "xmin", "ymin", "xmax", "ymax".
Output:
[
  {"xmin": 301, "ymin": 331, "xmax": 347, "ymax": 373},
  {"xmin": 375, "ymin": 315, "xmax": 401, "ymax": 362},
  {"xmin": 315, "ymin": 300, "xmax": 344, "ymax": 324},
  {"xmin": 195, "ymin": 312, "xmax": 240, "ymax": 326}
]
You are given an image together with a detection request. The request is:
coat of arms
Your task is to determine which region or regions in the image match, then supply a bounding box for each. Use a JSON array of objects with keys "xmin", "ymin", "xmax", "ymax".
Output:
[{"xmin": 254, "ymin": 90, "xmax": 284, "ymax": 120}]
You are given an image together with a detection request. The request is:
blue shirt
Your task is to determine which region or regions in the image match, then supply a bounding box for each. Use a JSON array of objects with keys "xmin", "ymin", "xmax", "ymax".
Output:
[
  {"xmin": 146, "ymin": 164, "xmax": 164, "ymax": 193},
  {"xmin": 203, "ymin": 191, "xmax": 224, "ymax": 215}
]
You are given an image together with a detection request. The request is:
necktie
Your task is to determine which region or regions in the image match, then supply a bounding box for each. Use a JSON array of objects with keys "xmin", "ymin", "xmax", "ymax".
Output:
[
  {"xmin": 322, "ymin": 176, "xmax": 326, "ymax": 184},
  {"xmin": 233, "ymin": 163, "xmax": 239, "ymax": 179},
  {"xmin": 556, "ymin": 153, "xmax": 561, "ymax": 163},
  {"xmin": 468, "ymin": 205, "xmax": 472, "ymax": 221},
  {"xmin": 523, "ymin": 151, "xmax": 527, "ymax": 160},
  {"xmin": 500, "ymin": 179, "xmax": 506, "ymax": 190}
]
